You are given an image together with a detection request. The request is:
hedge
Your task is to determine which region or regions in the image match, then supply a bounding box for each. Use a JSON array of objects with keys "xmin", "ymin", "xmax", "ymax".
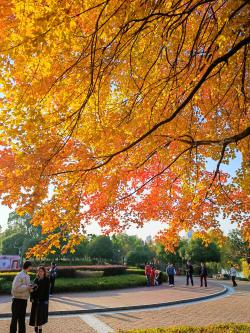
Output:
[
  {"xmin": 119, "ymin": 323, "xmax": 250, "ymax": 333},
  {"xmin": 0, "ymin": 274, "xmax": 147, "ymax": 294},
  {"xmin": 0, "ymin": 265, "xmax": 126, "ymax": 278},
  {"xmin": 126, "ymin": 268, "xmax": 145, "ymax": 275},
  {"xmin": 0, "ymin": 272, "xmax": 35, "ymax": 281}
]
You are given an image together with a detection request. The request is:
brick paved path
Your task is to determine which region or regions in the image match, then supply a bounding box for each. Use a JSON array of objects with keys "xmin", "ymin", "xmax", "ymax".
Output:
[
  {"xmin": 0, "ymin": 317, "xmax": 95, "ymax": 333},
  {"xmin": 0, "ymin": 278, "xmax": 249, "ymax": 333},
  {"xmin": 97, "ymin": 280, "xmax": 250, "ymax": 331},
  {"xmin": 0, "ymin": 277, "xmax": 223, "ymax": 315}
]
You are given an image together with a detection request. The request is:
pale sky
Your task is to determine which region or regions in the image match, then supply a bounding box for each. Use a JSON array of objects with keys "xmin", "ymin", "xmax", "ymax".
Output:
[{"xmin": 0, "ymin": 152, "xmax": 241, "ymax": 239}]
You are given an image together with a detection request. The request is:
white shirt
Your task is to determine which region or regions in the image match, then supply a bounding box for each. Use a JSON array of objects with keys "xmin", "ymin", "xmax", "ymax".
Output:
[
  {"xmin": 230, "ymin": 267, "xmax": 237, "ymax": 277},
  {"xmin": 11, "ymin": 270, "xmax": 30, "ymax": 300}
]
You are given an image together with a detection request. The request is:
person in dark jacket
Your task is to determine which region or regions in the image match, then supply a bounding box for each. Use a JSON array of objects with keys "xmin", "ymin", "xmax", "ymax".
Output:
[
  {"xmin": 186, "ymin": 261, "xmax": 194, "ymax": 286},
  {"xmin": 48, "ymin": 262, "xmax": 57, "ymax": 295},
  {"xmin": 199, "ymin": 262, "xmax": 208, "ymax": 287},
  {"xmin": 166, "ymin": 263, "xmax": 176, "ymax": 286},
  {"xmin": 29, "ymin": 266, "xmax": 50, "ymax": 333},
  {"xmin": 157, "ymin": 270, "xmax": 163, "ymax": 285}
]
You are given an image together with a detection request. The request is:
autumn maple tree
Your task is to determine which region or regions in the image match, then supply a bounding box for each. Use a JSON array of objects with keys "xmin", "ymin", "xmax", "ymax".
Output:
[{"xmin": 0, "ymin": 0, "xmax": 249, "ymax": 257}]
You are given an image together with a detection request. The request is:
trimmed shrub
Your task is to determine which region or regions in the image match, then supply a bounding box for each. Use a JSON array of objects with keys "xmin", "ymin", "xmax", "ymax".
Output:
[
  {"xmin": 0, "ymin": 278, "xmax": 11, "ymax": 294},
  {"xmin": 75, "ymin": 270, "xmax": 103, "ymax": 278},
  {"xmin": 119, "ymin": 323, "xmax": 250, "ymax": 333},
  {"xmin": 126, "ymin": 268, "xmax": 145, "ymax": 275},
  {"xmin": 103, "ymin": 266, "xmax": 126, "ymax": 276},
  {"xmin": 0, "ymin": 274, "xmax": 147, "ymax": 294},
  {"xmin": 0, "ymin": 272, "xmax": 35, "ymax": 281},
  {"xmin": 56, "ymin": 268, "xmax": 77, "ymax": 278},
  {"xmin": 239, "ymin": 277, "xmax": 249, "ymax": 281},
  {"xmin": 0, "ymin": 265, "xmax": 126, "ymax": 277},
  {"xmin": 52, "ymin": 274, "xmax": 146, "ymax": 293}
]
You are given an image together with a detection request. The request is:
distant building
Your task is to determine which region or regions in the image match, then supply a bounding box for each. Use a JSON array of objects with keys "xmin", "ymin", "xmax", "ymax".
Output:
[
  {"xmin": 145, "ymin": 235, "xmax": 152, "ymax": 244},
  {"xmin": 0, "ymin": 255, "xmax": 20, "ymax": 270},
  {"xmin": 185, "ymin": 230, "xmax": 194, "ymax": 240}
]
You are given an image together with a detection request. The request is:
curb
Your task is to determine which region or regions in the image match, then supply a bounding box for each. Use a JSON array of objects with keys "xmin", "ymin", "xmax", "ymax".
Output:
[{"xmin": 0, "ymin": 286, "xmax": 228, "ymax": 318}]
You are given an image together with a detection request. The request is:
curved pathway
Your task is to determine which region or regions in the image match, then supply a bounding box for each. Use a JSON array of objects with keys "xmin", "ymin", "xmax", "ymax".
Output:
[
  {"xmin": 0, "ymin": 277, "xmax": 224, "ymax": 316},
  {"xmin": 98, "ymin": 279, "xmax": 250, "ymax": 332},
  {"xmin": 0, "ymin": 277, "xmax": 249, "ymax": 333}
]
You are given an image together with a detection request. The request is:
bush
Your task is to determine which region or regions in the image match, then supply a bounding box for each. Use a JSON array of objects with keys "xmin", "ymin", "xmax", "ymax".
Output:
[
  {"xmin": 56, "ymin": 268, "xmax": 77, "ymax": 278},
  {"xmin": 0, "ymin": 272, "xmax": 35, "ymax": 281},
  {"xmin": 120, "ymin": 323, "xmax": 250, "ymax": 333},
  {"xmin": 75, "ymin": 270, "xmax": 103, "ymax": 278},
  {"xmin": 0, "ymin": 274, "xmax": 147, "ymax": 294},
  {"xmin": 0, "ymin": 278, "xmax": 11, "ymax": 293},
  {"xmin": 0, "ymin": 265, "xmax": 126, "ymax": 277},
  {"xmin": 103, "ymin": 266, "xmax": 126, "ymax": 276},
  {"xmin": 55, "ymin": 265, "xmax": 126, "ymax": 277},
  {"xmin": 53, "ymin": 274, "xmax": 146, "ymax": 292},
  {"xmin": 239, "ymin": 277, "xmax": 249, "ymax": 281},
  {"xmin": 126, "ymin": 268, "xmax": 145, "ymax": 275}
]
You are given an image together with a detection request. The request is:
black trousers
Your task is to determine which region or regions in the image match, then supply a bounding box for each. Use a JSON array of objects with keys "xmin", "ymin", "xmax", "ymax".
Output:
[
  {"xmin": 232, "ymin": 276, "xmax": 237, "ymax": 287},
  {"xmin": 200, "ymin": 275, "xmax": 207, "ymax": 287},
  {"xmin": 50, "ymin": 278, "xmax": 55, "ymax": 294},
  {"xmin": 169, "ymin": 275, "xmax": 175, "ymax": 285},
  {"xmin": 186, "ymin": 273, "xmax": 194, "ymax": 286},
  {"xmin": 10, "ymin": 298, "xmax": 27, "ymax": 333}
]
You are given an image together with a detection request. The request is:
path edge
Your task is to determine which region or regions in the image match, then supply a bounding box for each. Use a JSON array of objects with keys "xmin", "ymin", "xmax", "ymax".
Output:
[{"xmin": 0, "ymin": 285, "xmax": 229, "ymax": 318}]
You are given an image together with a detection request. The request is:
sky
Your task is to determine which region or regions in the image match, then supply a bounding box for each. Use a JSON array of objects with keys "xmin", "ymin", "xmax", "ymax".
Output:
[{"xmin": 0, "ymin": 152, "xmax": 242, "ymax": 240}]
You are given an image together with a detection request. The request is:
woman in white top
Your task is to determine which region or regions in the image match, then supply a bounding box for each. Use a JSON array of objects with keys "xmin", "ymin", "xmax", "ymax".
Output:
[{"xmin": 230, "ymin": 265, "xmax": 238, "ymax": 287}]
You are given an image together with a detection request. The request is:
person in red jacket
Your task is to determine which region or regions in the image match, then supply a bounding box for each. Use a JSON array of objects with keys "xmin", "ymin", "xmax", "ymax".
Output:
[
  {"xmin": 150, "ymin": 266, "xmax": 156, "ymax": 286},
  {"xmin": 145, "ymin": 263, "xmax": 151, "ymax": 287}
]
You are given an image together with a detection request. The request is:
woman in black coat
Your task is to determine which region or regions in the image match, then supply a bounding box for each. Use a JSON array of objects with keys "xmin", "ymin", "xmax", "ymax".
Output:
[
  {"xmin": 29, "ymin": 266, "xmax": 50, "ymax": 333},
  {"xmin": 199, "ymin": 262, "xmax": 208, "ymax": 287}
]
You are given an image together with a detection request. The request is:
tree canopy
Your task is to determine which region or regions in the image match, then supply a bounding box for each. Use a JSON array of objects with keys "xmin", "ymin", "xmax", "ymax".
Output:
[{"xmin": 0, "ymin": 0, "xmax": 249, "ymax": 256}]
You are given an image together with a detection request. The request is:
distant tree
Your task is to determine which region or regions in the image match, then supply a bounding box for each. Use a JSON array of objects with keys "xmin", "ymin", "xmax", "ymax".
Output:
[
  {"xmin": 5, "ymin": 211, "xmax": 41, "ymax": 239},
  {"xmin": 127, "ymin": 245, "xmax": 155, "ymax": 266},
  {"xmin": 156, "ymin": 242, "xmax": 183, "ymax": 267},
  {"xmin": 2, "ymin": 232, "xmax": 27, "ymax": 256},
  {"xmin": 87, "ymin": 236, "xmax": 113, "ymax": 261},
  {"xmin": 182, "ymin": 238, "xmax": 221, "ymax": 264},
  {"xmin": 228, "ymin": 229, "xmax": 250, "ymax": 264}
]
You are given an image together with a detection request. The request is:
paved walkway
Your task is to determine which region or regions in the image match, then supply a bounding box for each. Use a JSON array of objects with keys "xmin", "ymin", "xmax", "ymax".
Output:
[
  {"xmin": 98, "ymin": 280, "xmax": 250, "ymax": 332},
  {"xmin": 0, "ymin": 277, "xmax": 223, "ymax": 315},
  {"xmin": 0, "ymin": 278, "xmax": 249, "ymax": 333}
]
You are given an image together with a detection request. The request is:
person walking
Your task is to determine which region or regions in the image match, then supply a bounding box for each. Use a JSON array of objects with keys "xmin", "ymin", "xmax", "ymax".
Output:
[
  {"xmin": 186, "ymin": 261, "xmax": 194, "ymax": 286},
  {"xmin": 166, "ymin": 263, "xmax": 176, "ymax": 286},
  {"xmin": 150, "ymin": 266, "xmax": 155, "ymax": 286},
  {"xmin": 10, "ymin": 260, "xmax": 33, "ymax": 333},
  {"xmin": 230, "ymin": 265, "xmax": 238, "ymax": 287},
  {"xmin": 145, "ymin": 263, "xmax": 151, "ymax": 287},
  {"xmin": 199, "ymin": 262, "xmax": 208, "ymax": 287},
  {"xmin": 48, "ymin": 262, "xmax": 57, "ymax": 295},
  {"xmin": 29, "ymin": 266, "xmax": 50, "ymax": 333}
]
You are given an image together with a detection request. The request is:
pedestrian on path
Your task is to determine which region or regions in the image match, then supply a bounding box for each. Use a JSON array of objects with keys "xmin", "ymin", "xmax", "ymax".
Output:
[
  {"xmin": 145, "ymin": 263, "xmax": 151, "ymax": 287},
  {"xmin": 166, "ymin": 263, "xmax": 176, "ymax": 286},
  {"xmin": 186, "ymin": 261, "xmax": 194, "ymax": 286},
  {"xmin": 150, "ymin": 266, "xmax": 156, "ymax": 286},
  {"xmin": 29, "ymin": 266, "xmax": 50, "ymax": 333},
  {"xmin": 199, "ymin": 262, "xmax": 208, "ymax": 287},
  {"xmin": 10, "ymin": 260, "xmax": 33, "ymax": 333},
  {"xmin": 48, "ymin": 262, "xmax": 57, "ymax": 295},
  {"xmin": 230, "ymin": 265, "xmax": 238, "ymax": 287}
]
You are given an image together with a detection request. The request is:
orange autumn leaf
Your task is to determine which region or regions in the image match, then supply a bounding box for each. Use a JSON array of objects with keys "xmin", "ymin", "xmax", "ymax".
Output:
[{"xmin": 0, "ymin": 0, "xmax": 249, "ymax": 256}]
